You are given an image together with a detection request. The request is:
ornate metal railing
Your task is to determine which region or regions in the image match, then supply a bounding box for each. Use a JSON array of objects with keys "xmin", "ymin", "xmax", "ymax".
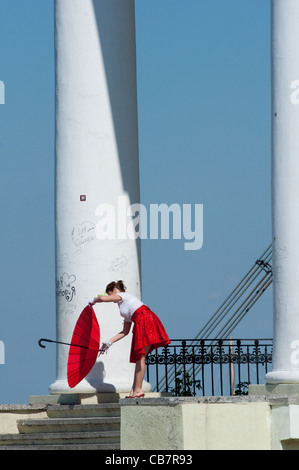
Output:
[{"xmin": 145, "ymin": 338, "xmax": 273, "ymax": 397}]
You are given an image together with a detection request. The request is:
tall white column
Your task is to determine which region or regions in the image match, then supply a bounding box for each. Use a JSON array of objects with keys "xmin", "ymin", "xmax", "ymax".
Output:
[
  {"xmin": 266, "ymin": 0, "xmax": 299, "ymax": 384},
  {"xmin": 49, "ymin": 0, "xmax": 150, "ymax": 394}
]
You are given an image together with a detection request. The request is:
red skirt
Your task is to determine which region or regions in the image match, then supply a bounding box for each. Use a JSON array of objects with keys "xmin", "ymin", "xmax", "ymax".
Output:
[{"xmin": 130, "ymin": 305, "xmax": 171, "ymax": 363}]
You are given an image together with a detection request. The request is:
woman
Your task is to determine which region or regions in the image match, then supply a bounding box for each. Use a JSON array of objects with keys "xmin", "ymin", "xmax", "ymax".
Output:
[{"xmin": 90, "ymin": 280, "xmax": 170, "ymax": 398}]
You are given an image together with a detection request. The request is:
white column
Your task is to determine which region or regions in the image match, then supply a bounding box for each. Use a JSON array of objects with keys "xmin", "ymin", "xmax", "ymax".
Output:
[
  {"xmin": 49, "ymin": 0, "xmax": 150, "ymax": 394},
  {"xmin": 266, "ymin": 0, "xmax": 299, "ymax": 384}
]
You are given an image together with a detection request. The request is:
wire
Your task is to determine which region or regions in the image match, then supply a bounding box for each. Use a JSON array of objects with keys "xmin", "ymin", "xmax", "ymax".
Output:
[{"xmin": 154, "ymin": 243, "xmax": 273, "ymax": 392}]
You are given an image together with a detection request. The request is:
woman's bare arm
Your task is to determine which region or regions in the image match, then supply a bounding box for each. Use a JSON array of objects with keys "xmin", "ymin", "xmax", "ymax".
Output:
[
  {"xmin": 110, "ymin": 321, "xmax": 132, "ymax": 344},
  {"xmin": 93, "ymin": 293, "xmax": 122, "ymax": 303}
]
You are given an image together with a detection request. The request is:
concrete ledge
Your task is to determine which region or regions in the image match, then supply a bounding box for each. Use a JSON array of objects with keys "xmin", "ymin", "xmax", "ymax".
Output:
[
  {"xmin": 29, "ymin": 392, "xmax": 171, "ymax": 405},
  {"xmin": 120, "ymin": 394, "xmax": 295, "ymax": 406},
  {"xmin": 17, "ymin": 416, "xmax": 120, "ymax": 433},
  {"xmin": 249, "ymin": 383, "xmax": 299, "ymax": 396},
  {"xmin": 80, "ymin": 392, "xmax": 171, "ymax": 404},
  {"xmin": 0, "ymin": 430, "xmax": 120, "ymax": 446},
  {"xmin": 0, "ymin": 404, "xmax": 47, "ymax": 411},
  {"xmin": 0, "ymin": 405, "xmax": 48, "ymax": 434},
  {"xmin": 120, "ymin": 395, "xmax": 273, "ymax": 450},
  {"xmin": 5, "ymin": 394, "xmax": 299, "ymax": 449},
  {"xmin": 47, "ymin": 403, "xmax": 120, "ymax": 418},
  {"xmin": 29, "ymin": 395, "xmax": 80, "ymax": 405},
  {"xmin": 271, "ymin": 402, "xmax": 299, "ymax": 449}
]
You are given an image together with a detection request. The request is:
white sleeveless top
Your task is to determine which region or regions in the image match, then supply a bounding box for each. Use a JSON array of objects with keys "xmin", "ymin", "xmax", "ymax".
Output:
[{"xmin": 117, "ymin": 292, "xmax": 144, "ymax": 322}]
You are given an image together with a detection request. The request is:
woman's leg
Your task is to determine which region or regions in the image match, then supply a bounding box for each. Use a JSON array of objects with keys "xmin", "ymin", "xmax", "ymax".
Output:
[{"xmin": 131, "ymin": 345, "xmax": 151, "ymax": 396}]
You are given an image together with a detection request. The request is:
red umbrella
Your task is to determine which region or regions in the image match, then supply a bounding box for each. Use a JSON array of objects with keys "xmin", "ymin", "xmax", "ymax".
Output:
[
  {"xmin": 67, "ymin": 304, "xmax": 100, "ymax": 388},
  {"xmin": 38, "ymin": 304, "xmax": 101, "ymax": 388}
]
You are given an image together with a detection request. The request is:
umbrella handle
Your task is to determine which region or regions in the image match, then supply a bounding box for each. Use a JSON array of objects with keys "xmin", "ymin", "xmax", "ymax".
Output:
[
  {"xmin": 38, "ymin": 338, "xmax": 89, "ymax": 349},
  {"xmin": 38, "ymin": 338, "xmax": 54, "ymax": 348}
]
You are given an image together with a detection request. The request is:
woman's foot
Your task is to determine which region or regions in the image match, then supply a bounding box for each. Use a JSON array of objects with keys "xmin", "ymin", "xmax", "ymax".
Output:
[{"xmin": 125, "ymin": 390, "xmax": 145, "ymax": 398}]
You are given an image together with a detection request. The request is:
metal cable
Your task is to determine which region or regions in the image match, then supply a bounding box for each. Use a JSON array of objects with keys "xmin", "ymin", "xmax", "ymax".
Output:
[{"xmin": 154, "ymin": 243, "xmax": 273, "ymax": 392}]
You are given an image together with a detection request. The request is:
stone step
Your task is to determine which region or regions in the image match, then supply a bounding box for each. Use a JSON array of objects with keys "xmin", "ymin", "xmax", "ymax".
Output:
[
  {"xmin": 0, "ymin": 430, "xmax": 120, "ymax": 447},
  {"xmin": 47, "ymin": 404, "xmax": 120, "ymax": 418},
  {"xmin": 0, "ymin": 402, "xmax": 121, "ymax": 449},
  {"xmin": 0, "ymin": 443, "xmax": 120, "ymax": 450},
  {"xmin": 17, "ymin": 417, "xmax": 120, "ymax": 434}
]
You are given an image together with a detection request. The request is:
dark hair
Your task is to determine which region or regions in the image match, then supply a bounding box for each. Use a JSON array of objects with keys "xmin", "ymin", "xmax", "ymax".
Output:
[{"xmin": 105, "ymin": 280, "xmax": 126, "ymax": 294}]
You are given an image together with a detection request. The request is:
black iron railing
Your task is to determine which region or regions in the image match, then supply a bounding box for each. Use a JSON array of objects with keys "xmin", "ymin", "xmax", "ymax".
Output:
[{"xmin": 145, "ymin": 338, "xmax": 273, "ymax": 397}]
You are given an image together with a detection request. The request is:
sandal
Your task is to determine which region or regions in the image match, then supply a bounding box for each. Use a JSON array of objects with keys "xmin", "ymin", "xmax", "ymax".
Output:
[{"xmin": 125, "ymin": 393, "xmax": 145, "ymax": 398}]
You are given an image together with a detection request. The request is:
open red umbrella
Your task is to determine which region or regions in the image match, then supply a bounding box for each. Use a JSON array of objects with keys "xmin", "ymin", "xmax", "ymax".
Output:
[
  {"xmin": 67, "ymin": 304, "xmax": 100, "ymax": 388},
  {"xmin": 38, "ymin": 304, "xmax": 101, "ymax": 388}
]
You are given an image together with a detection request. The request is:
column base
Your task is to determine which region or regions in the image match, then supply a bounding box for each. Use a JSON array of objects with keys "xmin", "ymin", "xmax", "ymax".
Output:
[
  {"xmin": 265, "ymin": 370, "xmax": 299, "ymax": 384},
  {"xmin": 249, "ymin": 383, "xmax": 299, "ymax": 396},
  {"xmin": 48, "ymin": 378, "xmax": 152, "ymax": 395}
]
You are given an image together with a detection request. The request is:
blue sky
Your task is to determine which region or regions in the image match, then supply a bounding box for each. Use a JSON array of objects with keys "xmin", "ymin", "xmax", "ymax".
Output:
[{"xmin": 0, "ymin": 0, "xmax": 271, "ymax": 403}]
